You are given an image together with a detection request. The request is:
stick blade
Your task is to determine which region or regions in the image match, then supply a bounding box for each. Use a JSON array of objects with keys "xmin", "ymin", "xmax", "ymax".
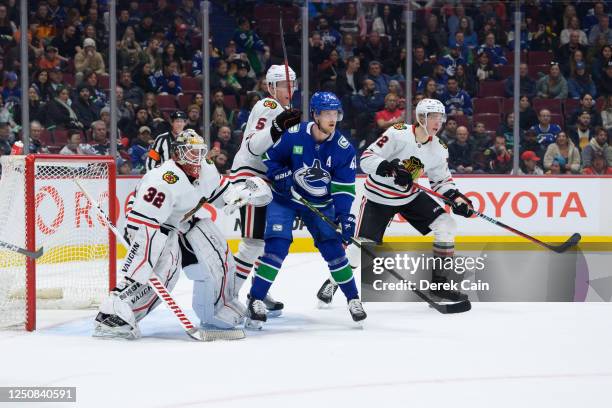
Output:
[
  {"xmin": 187, "ymin": 327, "xmax": 246, "ymax": 342},
  {"xmin": 550, "ymin": 233, "xmax": 582, "ymax": 253}
]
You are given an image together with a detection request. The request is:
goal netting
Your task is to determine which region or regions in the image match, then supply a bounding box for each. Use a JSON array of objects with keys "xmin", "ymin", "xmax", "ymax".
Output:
[{"xmin": 0, "ymin": 155, "xmax": 116, "ymax": 330}]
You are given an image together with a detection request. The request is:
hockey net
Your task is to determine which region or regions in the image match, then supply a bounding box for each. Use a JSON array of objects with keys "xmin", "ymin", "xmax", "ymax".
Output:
[{"xmin": 0, "ymin": 155, "xmax": 116, "ymax": 331}]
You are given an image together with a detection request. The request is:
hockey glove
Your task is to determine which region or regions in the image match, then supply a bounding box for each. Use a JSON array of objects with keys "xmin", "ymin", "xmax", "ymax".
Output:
[
  {"xmin": 270, "ymin": 109, "xmax": 302, "ymax": 142},
  {"xmin": 271, "ymin": 167, "xmax": 293, "ymax": 198},
  {"xmin": 336, "ymin": 213, "xmax": 356, "ymax": 244},
  {"xmin": 443, "ymin": 189, "xmax": 474, "ymax": 218}
]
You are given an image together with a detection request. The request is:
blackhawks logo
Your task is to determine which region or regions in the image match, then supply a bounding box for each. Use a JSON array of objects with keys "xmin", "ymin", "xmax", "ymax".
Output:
[
  {"xmin": 401, "ymin": 156, "xmax": 425, "ymax": 180},
  {"xmin": 263, "ymin": 100, "xmax": 278, "ymax": 109},
  {"xmin": 393, "ymin": 122, "xmax": 408, "ymax": 130},
  {"xmin": 162, "ymin": 171, "xmax": 179, "ymax": 184}
]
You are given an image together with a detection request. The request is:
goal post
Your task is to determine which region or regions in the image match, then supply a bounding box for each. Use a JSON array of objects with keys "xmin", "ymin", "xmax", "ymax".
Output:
[{"xmin": 0, "ymin": 154, "xmax": 117, "ymax": 331}]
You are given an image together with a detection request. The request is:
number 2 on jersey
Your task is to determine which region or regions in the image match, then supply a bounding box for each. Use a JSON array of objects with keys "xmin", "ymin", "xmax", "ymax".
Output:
[{"xmin": 143, "ymin": 187, "xmax": 166, "ymax": 208}]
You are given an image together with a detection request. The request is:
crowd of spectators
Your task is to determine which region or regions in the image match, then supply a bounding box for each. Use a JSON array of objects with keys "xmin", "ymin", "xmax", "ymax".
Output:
[{"xmin": 0, "ymin": 1, "xmax": 611, "ymax": 176}]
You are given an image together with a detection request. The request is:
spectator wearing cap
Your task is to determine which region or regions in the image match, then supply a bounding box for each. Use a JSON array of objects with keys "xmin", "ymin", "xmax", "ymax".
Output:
[
  {"xmin": 545, "ymin": 158, "xmax": 564, "ymax": 175},
  {"xmin": 518, "ymin": 151, "xmax": 544, "ymax": 175},
  {"xmin": 71, "ymin": 84, "xmax": 97, "ymax": 130},
  {"xmin": 0, "ymin": 122, "xmax": 11, "ymax": 156},
  {"xmin": 129, "ymin": 126, "xmax": 154, "ymax": 172},
  {"xmin": 536, "ymin": 62, "xmax": 568, "ymax": 99},
  {"xmin": 172, "ymin": 24, "xmax": 194, "ymax": 63},
  {"xmin": 568, "ymin": 62, "xmax": 597, "ymax": 99},
  {"xmin": 582, "ymin": 127, "xmax": 612, "ymax": 167},
  {"xmin": 530, "ymin": 109, "xmax": 562, "ymax": 148},
  {"xmin": 38, "ymin": 45, "xmax": 63, "ymax": 70},
  {"xmin": 375, "ymin": 93, "xmax": 404, "ymax": 131},
  {"xmin": 568, "ymin": 94, "xmax": 601, "ymax": 128},
  {"xmin": 440, "ymin": 77, "xmax": 472, "ymax": 117},
  {"xmin": 582, "ymin": 153, "xmax": 612, "ymax": 174},
  {"xmin": 233, "ymin": 17, "xmax": 268, "ymax": 75},
  {"xmin": 50, "ymin": 24, "xmax": 80, "ymax": 59},
  {"xmin": 439, "ymin": 45, "xmax": 465, "ymax": 77},
  {"xmin": 75, "ymin": 38, "xmax": 105, "ymax": 77},
  {"xmin": 448, "ymin": 126, "xmax": 476, "ymax": 174},
  {"xmin": 504, "ymin": 63, "xmax": 536, "ymax": 99},
  {"xmin": 597, "ymin": 60, "xmax": 612, "ymax": 96},
  {"xmin": 2, "ymin": 72, "xmax": 20, "ymax": 102},
  {"xmin": 154, "ymin": 60, "xmax": 183, "ymax": 96},
  {"xmin": 117, "ymin": 157, "xmax": 134, "ymax": 175},
  {"xmin": 235, "ymin": 60, "xmax": 255, "ymax": 96},
  {"xmin": 476, "ymin": 33, "xmax": 507, "ymax": 66},
  {"xmin": 569, "ymin": 111, "xmax": 595, "ymax": 148},
  {"xmin": 543, "ymin": 131, "xmax": 581, "ymax": 174}
]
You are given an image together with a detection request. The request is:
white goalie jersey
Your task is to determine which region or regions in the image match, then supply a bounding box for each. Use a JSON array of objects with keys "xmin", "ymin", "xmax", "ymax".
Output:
[
  {"xmin": 360, "ymin": 123, "xmax": 456, "ymax": 207},
  {"xmin": 229, "ymin": 97, "xmax": 284, "ymax": 184}
]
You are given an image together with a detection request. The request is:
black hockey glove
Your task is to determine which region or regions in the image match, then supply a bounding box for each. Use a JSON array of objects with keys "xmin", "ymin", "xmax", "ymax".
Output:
[
  {"xmin": 375, "ymin": 159, "xmax": 413, "ymax": 188},
  {"xmin": 443, "ymin": 189, "xmax": 474, "ymax": 218},
  {"xmin": 270, "ymin": 108, "xmax": 302, "ymax": 141},
  {"xmin": 336, "ymin": 213, "xmax": 356, "ymax": 244}
]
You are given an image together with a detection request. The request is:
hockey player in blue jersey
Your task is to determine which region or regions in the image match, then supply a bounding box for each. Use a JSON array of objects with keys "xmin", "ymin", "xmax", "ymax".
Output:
[{"xmin": 245, "ymin": 92, "xmax": 367, "ymax": 328}]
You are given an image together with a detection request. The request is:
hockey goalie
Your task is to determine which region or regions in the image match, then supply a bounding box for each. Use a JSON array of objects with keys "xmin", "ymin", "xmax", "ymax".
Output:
[{"xmin": 94, "ymin": 130, "xmax": 271, "ymax": 339}]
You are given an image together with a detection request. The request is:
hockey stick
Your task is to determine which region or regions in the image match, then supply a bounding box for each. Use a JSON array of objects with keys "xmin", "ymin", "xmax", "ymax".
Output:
[
  {"xmin": 279, "ymin": 9, "xmax": 293, "ymax": 109},
  {"xmin": 181, "ymin": 196, "xmax": 208, "ymax": 222},
  {"xmin": 0, "ymin": 240, "xmax": 43, "ymax": 259},
  {"xmin": 293, "ymin": 191, "xmax": 470, "ymax": 314},
  {"xmin": 74, "ymin": 180, "xmax": 245, "ymax": 342},
  {"xmin": 413, "ymin": 183, "xmax": 582, "ymax": 254}
]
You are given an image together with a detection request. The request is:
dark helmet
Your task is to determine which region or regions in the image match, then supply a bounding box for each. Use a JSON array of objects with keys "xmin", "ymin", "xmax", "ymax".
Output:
[{"xmin": 170, "ymin": 110, "xmax": 187, "ymax": 121}]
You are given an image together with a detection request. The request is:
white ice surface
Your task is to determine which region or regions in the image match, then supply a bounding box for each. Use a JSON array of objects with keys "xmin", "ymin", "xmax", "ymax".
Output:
[{"xmin": 1, "ymin": 253, "xmax": 612, "ymax": 408}]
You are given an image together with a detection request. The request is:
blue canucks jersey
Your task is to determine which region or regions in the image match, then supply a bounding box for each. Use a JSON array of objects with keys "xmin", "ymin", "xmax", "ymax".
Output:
[{"xmin": 262, "ymin": 122, "xmax": 357, "ymax": 217}]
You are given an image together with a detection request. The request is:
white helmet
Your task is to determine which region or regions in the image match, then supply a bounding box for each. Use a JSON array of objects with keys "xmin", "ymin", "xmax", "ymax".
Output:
[
  {"xmin": 266, "ymin": 64, "xmax": 297, "ymax": 84},
  {"xmin": 415, "ymin": 98, "xmax": 446, "ymax": 136}
]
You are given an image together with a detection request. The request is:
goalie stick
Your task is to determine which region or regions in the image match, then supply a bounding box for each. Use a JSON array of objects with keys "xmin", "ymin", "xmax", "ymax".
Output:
[
  {"xmin": 74, "ymin": 180, "xmax": 245, "ymax": 341},
  {"xmin": 0, "ymin": 239, "xmax": 43, "ymax": 259},
  {"xmin": 293, "ymin": 190, "xmax": 471, "ymax": 314},
  {"xmin": 413, "ymin": 183, "xmax": 582, "ymax": 254}
]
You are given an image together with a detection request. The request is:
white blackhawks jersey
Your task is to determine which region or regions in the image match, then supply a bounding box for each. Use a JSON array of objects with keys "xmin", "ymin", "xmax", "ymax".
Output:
[
  {"xmin": 127, "ymin": 159, "xmax": 223, "ymax": 232},
  {"xmin": 360, "ymin": 123, "xmax": 456, "ymax": 206},
  {"xmin": 230, "ymin": 97, "xmax": 284, "ymax": 184}
]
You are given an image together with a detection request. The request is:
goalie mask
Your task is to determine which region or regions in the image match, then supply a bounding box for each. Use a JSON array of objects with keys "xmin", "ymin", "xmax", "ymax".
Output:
[{"xmin": 172, "ymin": 129, "xmax": 208, "ymax": 178}]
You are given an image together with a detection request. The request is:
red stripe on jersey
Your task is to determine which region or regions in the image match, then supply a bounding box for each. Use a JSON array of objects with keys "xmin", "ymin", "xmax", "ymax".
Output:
[
  {"xmin": 245, "ymin": 205, "xmax": 252, "ymax": 237},
  {"xmin": 365, "ymin": 179, "xmax": 412, "ymax": 198},
  {"xmin": 127, "ymin": 216, "xmax": 160, "ymax": 229},
  {"xmin": 229, "ymin": 171, "xmax": 261, "ymax": 180}
]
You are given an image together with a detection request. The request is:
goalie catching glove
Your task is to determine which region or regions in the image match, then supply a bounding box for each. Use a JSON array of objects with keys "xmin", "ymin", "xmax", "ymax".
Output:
[
  {"xmin": 443, "ymin": 189, "xmax": 474, "ymax": 218},
  {"xmin": 222, "ymin": 176, "xmax": 273, "ymax": 215}
]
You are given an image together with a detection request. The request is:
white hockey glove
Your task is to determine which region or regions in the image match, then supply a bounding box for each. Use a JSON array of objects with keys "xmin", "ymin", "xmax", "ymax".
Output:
[{"xmin": 223, "ymin": 177, "xmax": 272, "ymax": 215}]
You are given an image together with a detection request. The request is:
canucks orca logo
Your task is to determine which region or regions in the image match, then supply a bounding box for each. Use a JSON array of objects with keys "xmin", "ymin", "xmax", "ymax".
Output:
[{"xmin": 293, "ymin": 159, "xmax": 331, "ymax": 197}]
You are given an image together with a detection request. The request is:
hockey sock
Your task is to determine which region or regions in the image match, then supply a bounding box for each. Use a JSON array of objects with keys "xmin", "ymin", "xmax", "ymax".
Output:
[
  {"xmin": 432, "ymin": 241, "xmax": 455, "ymax": 282},
  {"xmin": 250, "ymin": 238, "xmax": 290, "ymax": 300},
  {"xmin": 234, "ymin": 256, "xmax": 252, "ymax": 282},
  {"xmin": 319, "ymin": 240, "xmax": 359, "ymax": 300}
]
